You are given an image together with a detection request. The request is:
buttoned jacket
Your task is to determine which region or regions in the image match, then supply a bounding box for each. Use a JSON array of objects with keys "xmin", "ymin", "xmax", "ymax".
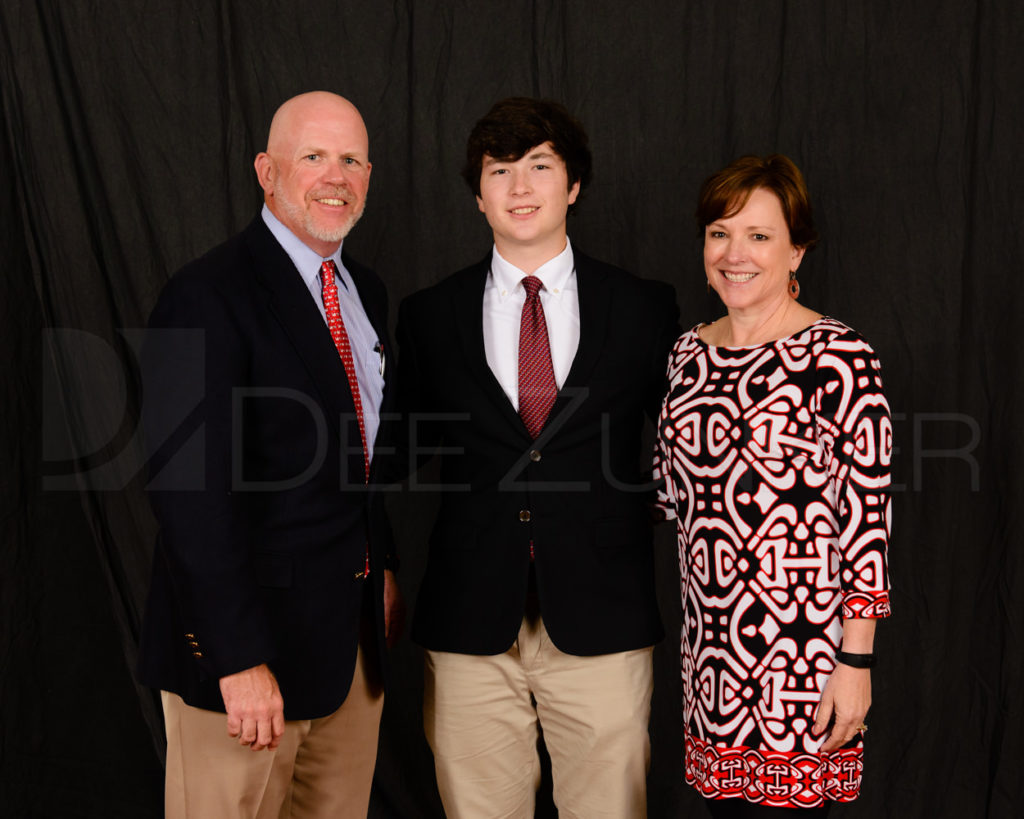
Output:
[{"xmin": 395, "ymin": 249, "xmax": 680, "ymax": 656}]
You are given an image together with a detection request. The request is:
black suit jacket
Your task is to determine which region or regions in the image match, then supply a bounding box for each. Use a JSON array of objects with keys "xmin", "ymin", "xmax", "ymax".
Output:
[
  {"xmin": 396, "ymin": 249, "xmax": 680, "ymax": 656},
  {"xmin": 137, "ymin": 215, "xmax": 395, "ymax": 720}
]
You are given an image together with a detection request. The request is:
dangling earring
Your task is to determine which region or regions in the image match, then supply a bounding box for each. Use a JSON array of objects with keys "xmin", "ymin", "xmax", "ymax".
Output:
[
  {"xmin": 788, "ymin": 270, "xmax": 800, "ymax": 299},
  {"xmin": 706, "ymin": 279, "xmax": 712, "ymax": 294}
]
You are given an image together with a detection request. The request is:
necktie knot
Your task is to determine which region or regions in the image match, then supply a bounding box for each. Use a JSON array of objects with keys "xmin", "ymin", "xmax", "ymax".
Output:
[
  {"xmin": 522, "ymin": 276, "xmax": 544, "ymax": 300},
  {"xmin": 320, "ymin": 260, "xmax": 338, "ymax": 292}
]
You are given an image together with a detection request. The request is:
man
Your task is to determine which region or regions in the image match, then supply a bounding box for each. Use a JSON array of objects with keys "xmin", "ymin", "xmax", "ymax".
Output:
[
  {"xmin": 138, "ymin": 91, "xmax": 402, "ymax": 818},
  {"xmin": 395, "ymin": 98, "xmax": 680, "ymax": 817}
]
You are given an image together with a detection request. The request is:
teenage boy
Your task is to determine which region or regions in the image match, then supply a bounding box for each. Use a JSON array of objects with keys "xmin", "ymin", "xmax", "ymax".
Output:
[{"xmin": 396, "ymin": 97, "xmax": 679, "ymax": 817}]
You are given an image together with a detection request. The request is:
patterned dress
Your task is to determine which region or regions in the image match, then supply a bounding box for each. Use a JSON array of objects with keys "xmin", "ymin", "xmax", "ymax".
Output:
[{"xmin": 654, "ymin": 318, "xmax": 892, "ymax": 809}]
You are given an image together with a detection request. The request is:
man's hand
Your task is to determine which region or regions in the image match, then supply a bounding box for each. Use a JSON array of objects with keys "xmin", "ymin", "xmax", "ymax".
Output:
[
  {"xmin": 219, "ymin": 663, "xmax": 285, "ymax": 751},
  {"xmin": 813, "ymin": 664, "xmax": 871, "ymax": 753},
  {"xmin": 383, "ymin": 568, "xmax": 405, "ymax": 648}
]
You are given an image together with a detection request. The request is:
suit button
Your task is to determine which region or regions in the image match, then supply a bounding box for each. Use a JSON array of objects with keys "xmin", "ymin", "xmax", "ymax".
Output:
[
  {"xmin": 519, "ymin": 510, "xmax": 531, "ymax": 522},
  {"xmin": 193, "ymin": 651, "xmax": 203, "ymax": 658},
  {"xmin": 189, "ymin": 641, "xmax": 199, "ymax": 648},
  {"xmin": 184, "ymin": 633, "xmax": 195, "ymax": 640},
  {"xmin": 529, "ymin": 450, "xmax": 542, "ymax": 462}
]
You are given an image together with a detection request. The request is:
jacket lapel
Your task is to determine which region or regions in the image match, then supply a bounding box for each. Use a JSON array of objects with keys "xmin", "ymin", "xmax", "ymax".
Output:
[
  {"xmin": 452, "ymin": 255, "xmax": 529, "ymax": 437},
  {"xmin": 243, "ymin": 218, "xmax": 355, "ymax": 441},
  {"xmin": 548, "ymin": 249, "xmax": 611, "ymax": 422}
]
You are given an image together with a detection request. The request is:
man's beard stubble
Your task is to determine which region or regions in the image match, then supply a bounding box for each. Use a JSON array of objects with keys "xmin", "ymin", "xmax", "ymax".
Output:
[{"xmin": 276, "ymin": 182, "xmax": 366, "ymax": 244}]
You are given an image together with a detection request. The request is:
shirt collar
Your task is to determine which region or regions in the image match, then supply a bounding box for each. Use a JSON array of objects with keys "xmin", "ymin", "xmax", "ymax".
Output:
[
  {"xmin": 261, "ymin": 204, "xmax": 345, "ymax": 290},
  {"xmin": 490, "ymin": 238, "xmax": 575, "ymax": 301}
]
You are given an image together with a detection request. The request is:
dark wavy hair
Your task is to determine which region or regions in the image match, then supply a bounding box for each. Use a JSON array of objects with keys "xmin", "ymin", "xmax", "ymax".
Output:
[
  {"xmin": 695, "ymin": 154, "xmax": 819, "ymax": 250},
  {"xmin": 463, "ymin": 97, "xmax": 592, "ymax": 214}
]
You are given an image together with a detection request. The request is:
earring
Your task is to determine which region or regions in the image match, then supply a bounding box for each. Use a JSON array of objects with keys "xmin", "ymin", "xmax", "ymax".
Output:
[
  {"xmin": 788, "ymin": 270, "xmax": 800, "ymax": 299},
  {"xmin": 706, "ymin": 279, "xmax": 712, "ymax": 294}
]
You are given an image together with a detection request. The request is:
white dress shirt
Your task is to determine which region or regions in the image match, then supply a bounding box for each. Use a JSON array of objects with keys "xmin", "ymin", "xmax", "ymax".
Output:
[
  {"xmin": 261, "ymin": 205, "xmax": 385, "ymax": 460},
  {"xmin": 482, "ymin": 239, "xmax": 580, "ymax": 411}
]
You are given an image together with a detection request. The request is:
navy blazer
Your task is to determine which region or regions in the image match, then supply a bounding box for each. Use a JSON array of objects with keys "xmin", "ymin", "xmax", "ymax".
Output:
[
  {"xmin": 396, "ymin": 249, "xmax": 680, "ymax": 656},
  {"xmin": 137, "ymin": 215, "xmax": 395, "ymax": 720}
]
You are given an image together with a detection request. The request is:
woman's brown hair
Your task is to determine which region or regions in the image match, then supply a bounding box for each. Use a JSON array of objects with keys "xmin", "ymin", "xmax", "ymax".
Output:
[{"xmin": 695, "ymin": 154, "xmax": 818, "ymax": 250}]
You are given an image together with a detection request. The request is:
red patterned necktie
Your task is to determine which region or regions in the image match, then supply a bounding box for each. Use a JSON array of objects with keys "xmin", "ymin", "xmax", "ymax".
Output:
[
  {"xmin": 518, "ymin": 276, "xmax": 558, "ymax": 439},
  {"xmin": 320, "ymin": 260, "xmax": 369, "ymax": 483},
  {"xmin": 321, "ymin": 260, "xmax": 371, "ymax": 578}
]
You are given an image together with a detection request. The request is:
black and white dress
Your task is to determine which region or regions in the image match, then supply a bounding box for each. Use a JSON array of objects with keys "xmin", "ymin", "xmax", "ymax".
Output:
[{"xmin": 655, "ymin": 318, "xmax": 892, "ymax": 809}]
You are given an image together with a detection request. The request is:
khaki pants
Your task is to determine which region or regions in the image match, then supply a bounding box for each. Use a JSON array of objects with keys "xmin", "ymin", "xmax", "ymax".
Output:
[
  {"xmin": 162, "ymin": 643, "xmax": 383, "ymax": 819},
  {"xmin": 424, "ymin": 614, "xmax": 654, "ymax": 819}
]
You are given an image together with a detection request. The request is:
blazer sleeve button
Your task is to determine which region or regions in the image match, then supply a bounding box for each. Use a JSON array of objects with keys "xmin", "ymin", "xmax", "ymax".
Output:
[
  {"xmin": 519, "ymin": 510, "xmax": 531, "ymax": 522},
  {"xmin": 529, "ymin": 450, "xmax": 542, "ymax": 462}
]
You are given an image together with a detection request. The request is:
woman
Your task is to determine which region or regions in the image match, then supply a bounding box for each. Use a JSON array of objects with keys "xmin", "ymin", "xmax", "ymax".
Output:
[{"xmin": 655, "ymin": 155, "xmax": 892, "ymax": 817}]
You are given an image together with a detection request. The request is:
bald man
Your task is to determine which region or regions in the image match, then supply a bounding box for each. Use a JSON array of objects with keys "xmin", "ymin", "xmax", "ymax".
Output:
[{"xmin": 138, "ymin": 91, "xmax": 403, "ymax": 818}]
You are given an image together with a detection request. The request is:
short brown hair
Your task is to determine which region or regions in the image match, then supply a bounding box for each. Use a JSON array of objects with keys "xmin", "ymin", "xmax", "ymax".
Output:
[
  {"xmin": 462, "ymin": 97, "xmax": 592, "ymax": 213},
  {"xmin": 695, "ymin": 154, "xmax": 818, "ymax": 250}
]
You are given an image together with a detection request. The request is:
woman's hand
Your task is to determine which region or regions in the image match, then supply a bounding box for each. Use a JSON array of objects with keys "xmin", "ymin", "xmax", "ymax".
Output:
[{"xmin": 813, "ymin": 663, "xmax": 871, "ymax": 753}]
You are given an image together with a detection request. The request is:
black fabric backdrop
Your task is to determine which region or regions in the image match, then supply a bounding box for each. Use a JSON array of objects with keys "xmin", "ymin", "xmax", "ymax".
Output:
[{"xmin": 2, "ymin": 1, "xmax": 1022, "ymax": 816}]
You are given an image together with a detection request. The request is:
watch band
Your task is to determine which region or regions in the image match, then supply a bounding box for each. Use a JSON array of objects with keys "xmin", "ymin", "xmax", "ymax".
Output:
[{"xmin": 836, "ymin": 651, "xmax": 876, "ymax": 669}]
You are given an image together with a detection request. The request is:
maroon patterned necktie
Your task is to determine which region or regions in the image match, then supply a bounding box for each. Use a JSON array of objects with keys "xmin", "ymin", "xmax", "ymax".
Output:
[
  {"xmin": 320, "ymin": 260, "xmax": 369, "ymax": 483},
  {"xmin": 518, "ymin": 276, "xmax": 558, "ymax": 439}
]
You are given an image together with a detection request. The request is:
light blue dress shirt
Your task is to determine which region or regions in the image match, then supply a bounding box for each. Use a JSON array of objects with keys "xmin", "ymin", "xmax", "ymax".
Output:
[{"xmin": 261, "ymin": 205, "xmax": 384, "ymax": 461}]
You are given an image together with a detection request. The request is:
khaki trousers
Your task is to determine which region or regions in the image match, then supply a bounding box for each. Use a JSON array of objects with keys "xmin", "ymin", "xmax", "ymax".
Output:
[
  {"xmin": 424, "ymin": 614, "xmax": 654, "ymax": 819},
  {"xmin": 162, "ymin": 643, "xmax": 383, "ymax": 819}
]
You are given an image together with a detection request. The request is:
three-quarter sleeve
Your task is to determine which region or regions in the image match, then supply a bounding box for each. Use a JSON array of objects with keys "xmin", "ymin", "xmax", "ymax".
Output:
[{"xmin": 815, "ymin": 332, "xmax": 893, "ymax": 619}]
